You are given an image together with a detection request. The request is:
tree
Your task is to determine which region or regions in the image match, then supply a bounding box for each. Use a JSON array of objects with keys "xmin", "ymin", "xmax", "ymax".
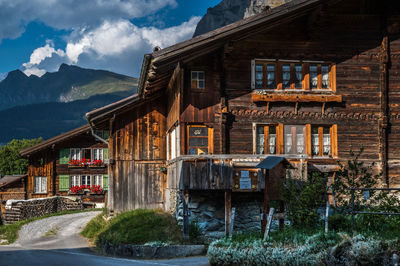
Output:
[{"xmin": 0, "ymin": 138, "xmax": 42, "ymax": 176}]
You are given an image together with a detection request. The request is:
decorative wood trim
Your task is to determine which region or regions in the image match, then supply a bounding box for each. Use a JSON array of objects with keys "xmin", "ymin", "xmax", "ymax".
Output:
[
  {"xmin": 277, "ymin": 124, "xmax": 284, "ymax": 154},
  {"xmin": 252, "ymin": 94, "xmax": 342, "ymax": 103},
  {"xmin": 331, "ymin": 124, "xmax": 338, "ymax": 158}
]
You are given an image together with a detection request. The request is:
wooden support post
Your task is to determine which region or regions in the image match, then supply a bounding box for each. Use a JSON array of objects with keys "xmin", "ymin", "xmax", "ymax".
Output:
[
  {"xmin": 263, "ymin": 207, "xmax": 275, "ymax": 241},
  {"xmin": 225, "ymin": 190, "xmax": 232, "ymax": 237},
  {"xmin": 183, "ymin": 190, "xmax": 189, "ymax": 239},
  {"xmin": 230, "ymin": 207, "xmax": 236, "ymax": 238},
  {"xmin": 262, "ymin": 170, "xmax": 270, "ymax": 234}
]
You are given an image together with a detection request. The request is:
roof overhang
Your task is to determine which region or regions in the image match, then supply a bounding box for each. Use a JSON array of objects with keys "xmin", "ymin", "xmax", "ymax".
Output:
[{"xmin": 20, "ymin": 125, "xmax": 91, "ymax": 157}]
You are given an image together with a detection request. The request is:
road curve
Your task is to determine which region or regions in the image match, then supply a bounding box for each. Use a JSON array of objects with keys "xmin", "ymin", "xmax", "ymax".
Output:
[{"xmin": 0, "ymin": 212, "xmax": 208, "ymax": 266}]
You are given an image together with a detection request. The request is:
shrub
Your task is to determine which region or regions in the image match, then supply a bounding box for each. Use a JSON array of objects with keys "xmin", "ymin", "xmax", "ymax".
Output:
[
  {"xmin": 97, "ymin": 209, "xmax": 183, "ymax": 246},
  {"xmin": 81, "ymin": 209, "xmax": 108, "ymax": 239}
]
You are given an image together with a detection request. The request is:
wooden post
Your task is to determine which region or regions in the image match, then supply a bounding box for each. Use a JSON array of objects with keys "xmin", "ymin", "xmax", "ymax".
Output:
[
  {"xmin": 325, "ymin": 200, "xmax": 330, "ymax": 234},
  {"xmin": 262, "ymin": 170, "xmax": 270, "ymax": 234},
  {"xmin": 225, "ymin": 190, "xmax": 232, "ymax": 237},
  {"xmin": 263, "ymin": 207, "xmax": 275, "ymax": 241},
  {"xmin": 229, "ymin": 207, "xmax": 235, "ymax": 238},
  {"xmin": 183, "ymin": 190, "xmax": 189, "ymax": 239}
]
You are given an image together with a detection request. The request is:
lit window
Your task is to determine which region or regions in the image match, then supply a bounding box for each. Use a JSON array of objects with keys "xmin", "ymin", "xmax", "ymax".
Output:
[
  {"xmin": 34, "ymin": 177, "xmax": 47, "ymax": 193},
  {"xmin": 284, "ymin": 125, "xmax": 306, "ymax": 155},
  {"xmin": 256, "ymin": 125, "xmax": 277, "ymax": 155},
  {"xmin": 191, "ymin": 71, "xmax": 205, "ymax": 89},
  {"xmin": 187, "ymin": 125, "xmax": 212, "ymax": 155}
]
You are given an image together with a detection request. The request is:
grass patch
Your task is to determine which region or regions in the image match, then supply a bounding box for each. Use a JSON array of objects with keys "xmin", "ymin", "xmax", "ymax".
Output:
[
  {"xmin": 44, "ymin": 226, "xmax": 59, "ymax": 237},
  {"xmin": 95, "ymin": 209, "xmax": 183, "ymax": 246},
  {"xmin": 81, "ymin": 209, "xmax": 108, "ymax": 241},
  {"xmin": 0, "ymin": 208, "xmax": 101, "ymax": 245}
]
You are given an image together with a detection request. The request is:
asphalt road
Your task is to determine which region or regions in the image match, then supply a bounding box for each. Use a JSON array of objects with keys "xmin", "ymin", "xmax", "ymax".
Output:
[{"xmin": 0, "ymin": 212, "xmax": 209, "ymax": 266}]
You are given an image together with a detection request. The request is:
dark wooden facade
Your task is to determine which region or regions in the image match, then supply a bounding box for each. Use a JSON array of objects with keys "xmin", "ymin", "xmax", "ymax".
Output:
[
  {"xmin": 0, "ymin": 176, "xmax": 27, "ymax": 216},
  {"xmin": 20, "ymin": 126, "xmax": 108, "ymax": 204},
  {"xmin": 87, "ymin": 0, "xmax": 400, "ymax": 218}
]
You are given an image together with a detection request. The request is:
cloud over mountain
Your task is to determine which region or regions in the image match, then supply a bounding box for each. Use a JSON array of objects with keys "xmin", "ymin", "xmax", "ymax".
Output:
[{"xmin": 0, "ymin": 0, "xmax": 199, "ymax": 77}]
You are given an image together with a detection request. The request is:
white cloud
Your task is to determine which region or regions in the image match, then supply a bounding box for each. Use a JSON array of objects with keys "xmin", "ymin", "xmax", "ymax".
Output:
[
  {"xmin": 22, "ymin": 16, "xmax": 201, "ymax": 77},
  {"xmin": 0, "ymin": 0, "xmax": 177, "ymax": 43}
]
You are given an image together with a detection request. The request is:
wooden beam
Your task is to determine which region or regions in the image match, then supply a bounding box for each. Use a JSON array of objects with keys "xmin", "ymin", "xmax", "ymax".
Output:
[
  {"xmin": 225, "ymin": 190, "xmax": 232, "ymax": 237},
  {"xmin": 252, "ymin": 93, "xmax": 342, "ymax": 103}
]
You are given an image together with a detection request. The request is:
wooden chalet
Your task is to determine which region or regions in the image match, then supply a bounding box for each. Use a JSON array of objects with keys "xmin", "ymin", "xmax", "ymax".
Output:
[
  {"xmin": 86, "ymin": 0, "xmax": 400, "ymax": 235},
  {"xmin": 20, "ymin": 125, "xmax": 109, "ymax": 207},
  {"xmin": 0, "ymin": 175, "xmax": 27, "ymax": 217}
]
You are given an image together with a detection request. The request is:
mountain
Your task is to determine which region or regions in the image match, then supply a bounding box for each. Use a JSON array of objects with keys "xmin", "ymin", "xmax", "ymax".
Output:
[
  {"xmin": 193, "ymin": 0, "xmax": 290, "ymax": 37},
  {"xmin": 0, "ymin": 92, "xmax": 132, "ymax": 143},
  {"xmin": 0, "ymin": 64, "xmax": 138, "ymax": 110}
]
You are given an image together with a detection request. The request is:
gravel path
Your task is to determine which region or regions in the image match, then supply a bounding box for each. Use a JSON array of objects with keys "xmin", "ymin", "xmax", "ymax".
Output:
[{"xmin": 0, "ymin": 211, "xmax": 209, "ymax": 266}]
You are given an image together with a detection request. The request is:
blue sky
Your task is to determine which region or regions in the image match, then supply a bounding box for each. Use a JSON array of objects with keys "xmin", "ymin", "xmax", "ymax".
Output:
[{"xmin": 0, "ymin": 0, "xmax": 220, "ymax": 79}]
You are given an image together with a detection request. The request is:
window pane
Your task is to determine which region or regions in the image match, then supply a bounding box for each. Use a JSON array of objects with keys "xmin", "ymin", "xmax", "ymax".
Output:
[
  {"xmin": 189, "ymin": 137, "xmax": 208, "ymax": 147},
  {"xmin": 41, "ymin": 177, "xmax": 47, "ymax": 193},
  {"xmin": 192, "ymin": 72, "xmax": 197, "ymax": 79},
  {"xmin": 322, "ymin": 65, "xmax": 329, "ymax": 88},
  {"xmin": 323, "ymin": 127, "xmax": 331, "ymax": 156},
  {"xmin": 267, "ymin": 64, "xmax": 275, "ymax": 88},
  {"xmin": 198, "ymin": 71, "xmax": 204, "ymax": 80},
  {"xmin": 294, "ymin": 64, "xmax": 302, "ymax": 88},
  {"xmin": 83, "ymin": 149, "xmax": 91, "ymax": 160},
  {"xmin": 189, "ymin": 127, "xmax": 208, "ymax": 137},
  {"xmin": 284, "ymin": 125, "xmax": 305, "ymax": 154},
  {"xmin": 255, "ymin": 64, "xmax": 264, "ymax": 89},
  {"xmin": 198, "ymin": 80, "xmax": 205, "ymax": 89},
  {"xmin": 312, "ymin": 127, "xmax": 319, "ymax": 156},
  {"xmin": 256, "ymin": 126, "xmax": 265, "ymax": 154},
  {"xmin": 310, "ymin": 65, "xmax": 318, "ymax": 89},
  {"xmin": 269, "ymin": 133, "xmax": 276, "ymax": 154},
  {"xmin": 282, "ymin": 64, "xmax": 291, "ymax": 88}
]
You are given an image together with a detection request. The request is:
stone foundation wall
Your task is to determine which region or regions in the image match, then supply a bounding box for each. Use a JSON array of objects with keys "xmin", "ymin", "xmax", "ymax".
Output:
[
  {"xmin": 4, "ymin": 196, "xmax": 83, "ymax": 224},
  {"xmin": 176, "ymin": 191, "xmax": 265, "ymax": 235}
]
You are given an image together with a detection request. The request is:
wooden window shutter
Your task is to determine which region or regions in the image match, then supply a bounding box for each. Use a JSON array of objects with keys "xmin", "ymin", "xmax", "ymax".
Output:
[
  {"xmin": 103, "ymin": 175, "xmax": 108, "ymax": 190},
  {"xmin": 277, "ymin": 124, "xmax": 284, "ymax": 154},
  {"xmin": 305, "ymin": 124, "xmax": 312, "ymax": 157},
  {"xmin": 103, "ymin": 148, "xmax": 109, "ymax": 163},
  {"xmin": 59, "ymin": 175, "xmax": 70, "ymax": 191},
  {"xmin": 331, "ymin": 125, "xmax": 338, "ymax": 158},
  {"xmin": 59, "ymin": 149, "xmax": 70, "ymax": 164}
]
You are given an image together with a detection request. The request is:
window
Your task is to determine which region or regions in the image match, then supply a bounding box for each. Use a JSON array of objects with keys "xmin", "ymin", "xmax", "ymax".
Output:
[
  {"xmin": 256, "ymin": 125, "xmax": 277, "ymax": 155},
  {"xmin": 34, "ymin": 177, "xmax": 47, "ymax": 193},
  {"xmin": 93, "ymin": 175, "xmax": 103, "ymax": 187},
  {"xmin": 70, "ymin": 175, "xmax": 104, "ymax": 188},
  {"xmin": 187, "ymin": 125, "xmax": 213, "ymax": 155},
  {"xmin": 312, "ymin": 126, "xmax": 331, "ymax": 157},
  {"xmin": 284, "ymin": 125, "xmax": 306, "ymax": 155},
  {"xmin": 82, "ymin": 148, "xmax": 92, "ymax": 160},
  {"xmin": 253, "ymin": 124, "xmax": 337, "ymax": 157},
  {"xmin": 70, "ymin": 148, "xmax": 81, "ymax": 160},
  {"xmin": 70, "ymin": 175, "xmax": 80, "ymax": 188},
  {"xmin": 167, "ymin": 126, "xmax": 180, "ymax": 160},
  {"xmin": 191, "ymin": 71, "xmax": 205, "ymax": 89},
  {"xmin": 93, "ymin": 148, "xmax": 103, "ymax": 161},
  {"xmin": 252, "ymin": 60, "xmax": 335, "ymax": 90}
]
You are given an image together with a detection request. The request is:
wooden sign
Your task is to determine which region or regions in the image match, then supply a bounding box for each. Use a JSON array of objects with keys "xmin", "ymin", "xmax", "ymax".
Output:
[{"xmin": 233, "ymin": 168, "xmax": 259, "ymax": 191}]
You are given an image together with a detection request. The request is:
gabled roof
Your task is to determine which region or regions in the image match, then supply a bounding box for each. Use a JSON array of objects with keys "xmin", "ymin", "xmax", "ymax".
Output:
[
  {"xmin": 86, "ymin": 0, "xmax": 328, "ymax": 124},
  {"xmin": 0, "ymin": 175, "xmax": 26, "ymax": 188},
  {"xmin": 20, "ymin": 124, "xmax": 91, "ymax": 157}
]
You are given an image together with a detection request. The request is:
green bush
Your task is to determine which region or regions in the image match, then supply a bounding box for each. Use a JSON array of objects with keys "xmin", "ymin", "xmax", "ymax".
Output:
[
  {"xmin": 81, "ymin": 209, "xmax": 108, "ymax": 240},
  {"xmin": 97, "ymin": 209, "xmax": 183, "ymax": 246}
]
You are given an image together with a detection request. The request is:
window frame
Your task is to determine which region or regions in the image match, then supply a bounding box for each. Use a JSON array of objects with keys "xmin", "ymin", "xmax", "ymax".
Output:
[
  {"xmin": 255, "ymin": 124, "xmax": 279, "ymax": 155},
  {"xmin": 186, "ymin": 125, "xmax": 213, "ymax": 155},
  {"xmin": 253, "ymin": 123, "xmax": 337, "ymax": 158},
  {"xmin": 311, "ymin": 125, "xmax": 335, "ymax": 158},
  {"xmin": 191, "ymin": 71, "xmax": 205, "ymax": 90},
  {"xmin": 251, "ymin": 59, "xmax": 336, "ymax": 91},
  {"xmin": 34, "ymin": 176, "xmax": 47, "ymax": 194}
]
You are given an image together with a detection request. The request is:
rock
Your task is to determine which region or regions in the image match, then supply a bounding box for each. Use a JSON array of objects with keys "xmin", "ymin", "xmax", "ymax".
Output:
[{"xmin": 193, "ymin": 0, "xmax": 291, "ymax": 37}]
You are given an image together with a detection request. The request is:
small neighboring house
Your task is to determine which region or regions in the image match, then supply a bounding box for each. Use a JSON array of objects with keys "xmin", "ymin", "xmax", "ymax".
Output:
[
  {"xmin": 86, "ymin": 0, "xmax": 400, "ymax": 236},
  {"xmin": 0, "ymin": 175, "xmax": 27, "ymax": 215},
  {"xmin": 19, "ymin": 125, "xmax": 109, "ymax": 207}
]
